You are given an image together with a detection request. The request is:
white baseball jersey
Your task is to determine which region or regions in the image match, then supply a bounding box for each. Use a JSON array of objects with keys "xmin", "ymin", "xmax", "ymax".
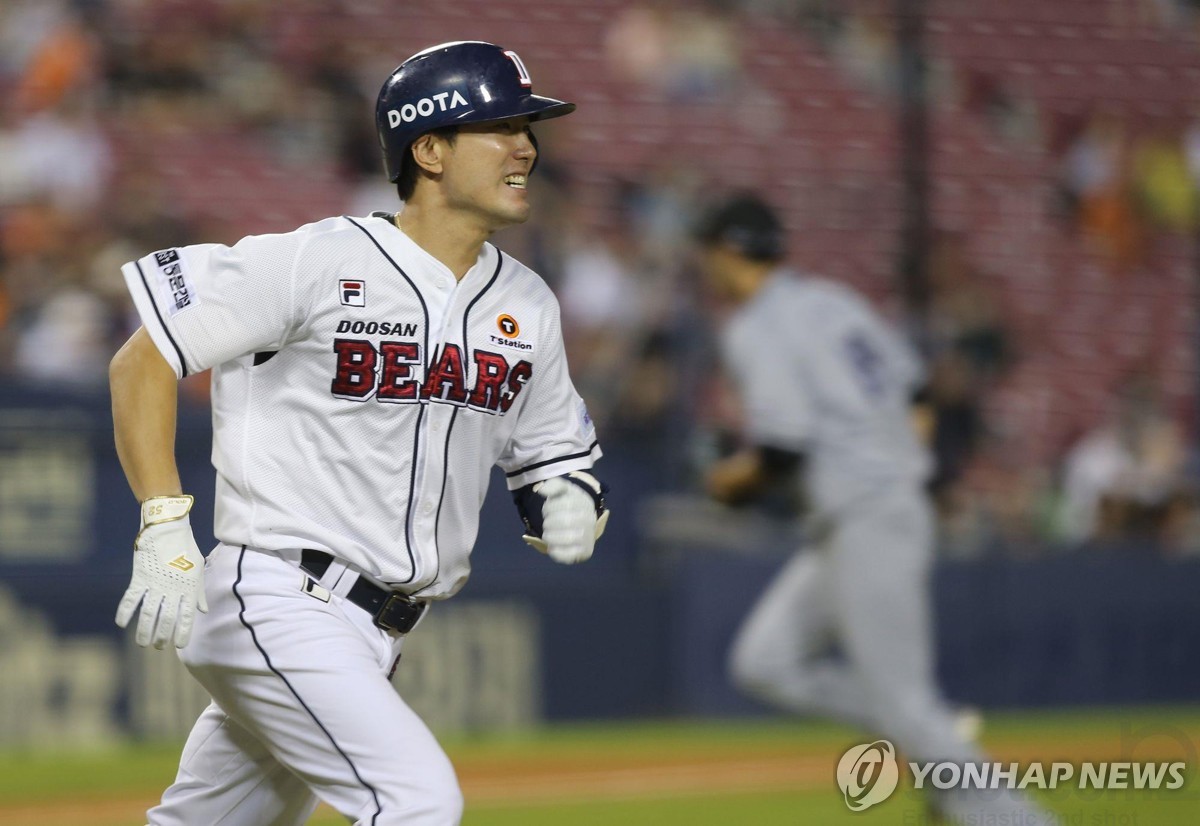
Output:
[
  {"xmin": 121, "ymin": 212, "xmax": 601, "ymax": 599},
  {"xmin": 721, "ymin": 270, "xmax": 931, "ymax": 517}
]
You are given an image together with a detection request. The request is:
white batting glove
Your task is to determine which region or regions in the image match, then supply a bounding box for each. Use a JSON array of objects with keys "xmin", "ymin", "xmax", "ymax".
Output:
[
  {"xmin": 523, "ymin": 472, "xmax": 610, "ymax": 564},
  {"xmin": 115, "ymin": 495, "xmax": 208, "ymax": 650}
]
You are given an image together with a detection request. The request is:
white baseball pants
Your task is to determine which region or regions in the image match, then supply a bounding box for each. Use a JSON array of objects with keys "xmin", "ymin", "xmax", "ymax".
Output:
[{"xmin": 146, "ymin": 543, "xmax": 462, "ymax": 826}]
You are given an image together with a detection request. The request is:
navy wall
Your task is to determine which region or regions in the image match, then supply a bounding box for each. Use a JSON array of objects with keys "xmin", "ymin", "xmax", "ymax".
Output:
[{"xmin": 0, "ymin": 381, "xmax": 1197, "ymax": 728}]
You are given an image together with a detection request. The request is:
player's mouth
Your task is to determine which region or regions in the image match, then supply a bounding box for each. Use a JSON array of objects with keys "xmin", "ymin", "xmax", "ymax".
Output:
[{"xmin": 504, "ymin": 174, "xmax": 527, "ymax": 190}]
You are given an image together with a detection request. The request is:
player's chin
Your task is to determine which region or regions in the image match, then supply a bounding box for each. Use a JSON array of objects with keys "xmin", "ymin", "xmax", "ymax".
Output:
[{"xmin": 496, "ymin": 194, "xmax": 532, "ymax": 224}]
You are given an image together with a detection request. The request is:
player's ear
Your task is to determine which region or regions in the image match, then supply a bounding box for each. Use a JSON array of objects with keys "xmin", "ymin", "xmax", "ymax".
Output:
[{"xmin": 410, "ymin": 133, "xmax": 446, "ymax": 175}]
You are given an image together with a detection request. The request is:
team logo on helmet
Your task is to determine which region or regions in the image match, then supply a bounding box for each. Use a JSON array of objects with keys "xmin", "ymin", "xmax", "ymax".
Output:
[
  {"xmin": 497, "ymin": 314, "xmax": 520, "ymax": 338},
  {"xmin": 503, "ymin": 50, "xmax": 532, "ymax": 87}
]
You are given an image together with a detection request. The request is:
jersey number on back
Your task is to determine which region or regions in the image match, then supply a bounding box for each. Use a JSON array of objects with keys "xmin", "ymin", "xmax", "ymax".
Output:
[{"xmin": 843, "ymin": 332, "xmax": 885, "ymax": 399}]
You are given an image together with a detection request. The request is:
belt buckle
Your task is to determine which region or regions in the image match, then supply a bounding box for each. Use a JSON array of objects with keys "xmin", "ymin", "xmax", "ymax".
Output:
[{"xmin": 373, "ymin": 591, "xmax": 426, "ymax": 634}]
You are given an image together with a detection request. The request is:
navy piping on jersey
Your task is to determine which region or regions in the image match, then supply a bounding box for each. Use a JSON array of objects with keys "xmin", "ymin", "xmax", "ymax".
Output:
[
  {"xmin": 397, "ymin": 403, "xmax": 426, "ymax": 585},
  {"xmin": 505, "ymin": 441, "xmax": 602, "ymax": 478},
  {"xmin": 407, "ymin": 255, "xmax": 499, "ymax": 596},
  {"xmin": 233, "ymin": 546, "xmax": 383, "ymax": 825},
  {"xmin": 346, "ymin": 215, "xmax": 430, "ymax": 582},
  {"xmin": 344, "ymin": 216, "xmax": 430, "ymax": 360},
  {"xmin": 462, "ymin": 249, "xmax": 504, "ymax": 353},
  {"xmin": 411, "ymin": 406, "xmax": 459, "ymax": 598},
  {"xmin": 133, "ymin": 261, "xmax": 189, "ymax": 377}
]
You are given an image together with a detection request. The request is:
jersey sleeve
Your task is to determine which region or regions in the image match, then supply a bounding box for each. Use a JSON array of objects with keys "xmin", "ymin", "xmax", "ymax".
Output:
[
  {"xmin": 722, "ymin": 310, "xmax": 816, "ymax": 452},
  {"xmin": 120, "ymin": 231, "xmax": 303, "ymax": 377},
  {"xmin": 880, "ymin": 320, "xmax": 926, "ymax": 394},
  {"xmin": 499, "ymin": 296, "xmax": 602, "ymax": 490}
]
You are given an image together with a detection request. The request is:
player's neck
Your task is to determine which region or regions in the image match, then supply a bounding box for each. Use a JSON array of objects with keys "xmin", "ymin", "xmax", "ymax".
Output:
[
  {"xmin": 732, "ymin": 264, "xmax": 774, "ymax": 303},
  {"xmin": 393, "ymin": 207, "xmax": 487, "ymax": 281}
]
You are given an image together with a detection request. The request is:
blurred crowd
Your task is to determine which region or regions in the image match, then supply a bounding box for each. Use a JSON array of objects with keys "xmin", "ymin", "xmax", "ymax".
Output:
[
  {"xmin": 1056, "ymin": 109, "xmax": 1200, "ymax": 273},
  {"xmin": 2, "ymin": 0, "xmax": 1200, "ymax": 557}
]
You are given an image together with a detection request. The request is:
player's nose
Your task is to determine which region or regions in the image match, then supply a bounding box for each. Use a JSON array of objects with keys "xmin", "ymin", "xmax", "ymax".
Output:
[{"xmin": 515, "ymin": 128, "xmax": 537, "ymax": 163}]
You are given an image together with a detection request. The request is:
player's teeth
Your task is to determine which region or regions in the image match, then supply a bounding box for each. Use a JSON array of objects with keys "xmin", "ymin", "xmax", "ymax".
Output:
[{"xmin": 504, "ymin": 175, "xmax": 526, "ymax": 189}]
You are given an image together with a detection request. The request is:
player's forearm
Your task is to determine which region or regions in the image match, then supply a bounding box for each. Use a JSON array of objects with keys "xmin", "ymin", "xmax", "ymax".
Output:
[
  {"xmin": 706, "ymin": 450, "xmax": 769, "ymax": 504},
  {"xmin": 110, "ymin": 328, "xmax": 184, "ymax": 502}
]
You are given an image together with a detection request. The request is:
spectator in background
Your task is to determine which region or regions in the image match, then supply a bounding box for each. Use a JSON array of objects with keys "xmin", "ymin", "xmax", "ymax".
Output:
[
  {"xmin": 1186, "ymin": 113, "xmax": 1200, "ymax": 188},
  {"xmin": 605, "ymin": 0, "xmax": 742, "ymax": 102},
  {"xmin": 922, "ymin": 232, "xmax": 1012, "ymax": 519},
  {"xmin": 0, "ymin": 0, "xmax": 109, "ymax": 216},
  {"xmin": 1132, "ymin": 120, "xmax": 1198, "ymax": 234},
  {"xmin": 1059, "ymin": 372, "xmax": 1195, "ymax": 550},
  {"xmin": 12, "ymin": 288, "xmax": 114, "ymax": 388},
  {"xmin": 1059, "ymin": 111, "xmax": 1146, "ymax": 272},
  {"xmin": 926, "ymin": 231, "xmax": 1011, "ymax": 381},
  {"xmin": 0, "ymin": 94, "xmax": 112, "ymax": 214},
  {"xmin": 558, "ymin": 219, "xmax": 643, "ymax": 382}
]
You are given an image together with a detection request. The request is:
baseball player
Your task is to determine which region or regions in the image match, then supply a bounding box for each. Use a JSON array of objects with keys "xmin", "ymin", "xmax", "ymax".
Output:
[
  {"xmin": 108, "ymin": 41, "xmax": 608, "ymax": 826},
  {"xmin": 692, "ymin": 194, "xmax": 1049, "ymax": 824}
]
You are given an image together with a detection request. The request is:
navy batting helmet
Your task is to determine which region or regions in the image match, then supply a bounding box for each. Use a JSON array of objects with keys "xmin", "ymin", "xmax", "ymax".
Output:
[{"xmin": 376, "ymin": 41, "xmax": 576, "ymax": 183}]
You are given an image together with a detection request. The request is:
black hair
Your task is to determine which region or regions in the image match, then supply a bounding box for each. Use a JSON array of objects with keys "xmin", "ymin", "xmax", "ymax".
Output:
[{"xmin": 693, "ymin": 193, "xmax": 786, "ymax": 263}]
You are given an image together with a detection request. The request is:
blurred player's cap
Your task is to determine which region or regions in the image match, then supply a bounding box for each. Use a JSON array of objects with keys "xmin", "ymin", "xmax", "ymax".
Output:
[
  {"xmin": 693, "ymin": 193, "xmax": 786, "ymax": 263},
  {"xmin": 376, "ymin": 40, "xmax": 576, "ymax": 182}
]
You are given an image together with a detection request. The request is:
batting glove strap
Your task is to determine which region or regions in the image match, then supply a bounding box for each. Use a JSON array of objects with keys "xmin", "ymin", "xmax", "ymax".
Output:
[
  {"xmin": 116, "ymin": 495, "xmax": 208, "ymax": 650},
  {"xmin": 514, "ymin": 471, "xmax": 610, "ymax": 563},
  {"xmin": 138, "ymin": 494, "xmax": 195, "ymax": 533}
]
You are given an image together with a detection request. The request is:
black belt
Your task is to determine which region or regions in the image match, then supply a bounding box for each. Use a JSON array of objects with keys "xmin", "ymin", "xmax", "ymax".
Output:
[{"xmin": 301, "ymin": 549, "xmax": 426, "ymax": 634}]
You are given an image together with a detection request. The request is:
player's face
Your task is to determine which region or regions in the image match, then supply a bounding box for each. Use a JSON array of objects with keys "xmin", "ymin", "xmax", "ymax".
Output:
[
  {"xmin": 440, "ymin": 116, "xmax": 537, "ymax": 230},
  {"xmin": 696, "ymin": 246, "xmax": 742, "ymax": 299}
]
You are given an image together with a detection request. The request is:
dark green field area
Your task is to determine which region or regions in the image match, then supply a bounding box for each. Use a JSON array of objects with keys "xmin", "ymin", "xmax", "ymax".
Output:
[{"xmin": 1, "ymin": 708, "xmax": 1197, "ymax": 825}]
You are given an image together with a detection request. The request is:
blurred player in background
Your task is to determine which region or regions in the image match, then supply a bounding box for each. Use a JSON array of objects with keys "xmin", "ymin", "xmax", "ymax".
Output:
[
  {"xmin": 692, "ymin": 193, "xmax": 1050, "ymax": 824},
  {"xmin": 108, "ymin": 41, "xmax": 607, "ymax": 826}
]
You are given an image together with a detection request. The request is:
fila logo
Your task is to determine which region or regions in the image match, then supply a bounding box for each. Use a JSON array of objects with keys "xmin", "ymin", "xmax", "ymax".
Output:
[
  {"xmin": 497, "ymin": 314, "xmax": 520, "ymax": 337},
  {"xmin": 168, "ymin": 555, "xmax": 195, "ymax": 572},
  {"xmin": 340, "ymin": 280, "xmax": 366, "ymax": 307},
  {"xmin": 504, "ymin": 50, "xmax": 532, "ymax": 87},
  {"xmin": 387, "ymin": 89, "xmax": 469, "ymax": 127}
]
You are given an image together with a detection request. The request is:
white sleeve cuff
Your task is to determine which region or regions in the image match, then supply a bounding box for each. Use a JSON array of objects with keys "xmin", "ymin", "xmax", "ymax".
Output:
[{"xmin": 121, "ymin": 259, "xmax": 187, "ymax": 378}]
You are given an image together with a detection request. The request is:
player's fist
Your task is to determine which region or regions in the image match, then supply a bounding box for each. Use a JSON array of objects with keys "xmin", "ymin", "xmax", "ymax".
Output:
[
  {"xmin": 522, "ymin": 472, "xmax": 610, "ymax": 564},
  {"xmin": 115, "ymin": 495, "xmax": 208, "ymax": 650}
]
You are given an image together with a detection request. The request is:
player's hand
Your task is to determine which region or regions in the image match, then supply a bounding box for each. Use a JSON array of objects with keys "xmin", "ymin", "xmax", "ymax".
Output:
[
  {"xmin": 705, "ymin": 451, "xmax": 768, "ymax": 506},
  {"xmin": 523, "ymin": 472, "xmax": 610, "ymax": 564},
  {"xmin": 115, "ymin": 495, "xmax": 208, "ymax": 649}
]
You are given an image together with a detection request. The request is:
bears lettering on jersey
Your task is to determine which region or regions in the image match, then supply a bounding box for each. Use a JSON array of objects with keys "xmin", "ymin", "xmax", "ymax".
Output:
[
  {"xmin": 331, "ymin": 339, "xmax": 377, "ymax": 399},
  {"xmin": 331, "ymin": 339, "xmax": 531, "ymax": 413},
  {"xmin": 422, "ymin": 344, "xmax": 469, "ymax": 404},
  {"xmin": 379, "ymin": 342, "xmax": 422, "ymax": 401}
]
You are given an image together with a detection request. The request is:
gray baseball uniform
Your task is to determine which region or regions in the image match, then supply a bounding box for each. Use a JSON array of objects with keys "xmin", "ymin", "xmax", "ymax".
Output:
[{"xmin": 722, "ymin": 270, "xmax": 1048, "ymax": 823}]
